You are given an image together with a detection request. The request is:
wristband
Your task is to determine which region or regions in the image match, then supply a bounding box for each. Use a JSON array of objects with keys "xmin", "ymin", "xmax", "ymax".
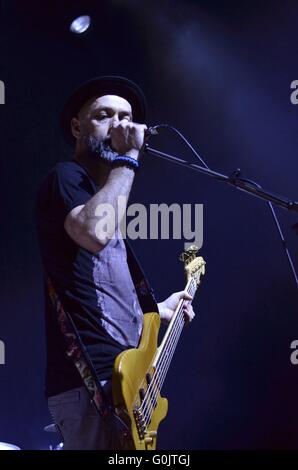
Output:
[{"xmin": 111, "ymin": 155, "xmax": 140, "ymax": 172}]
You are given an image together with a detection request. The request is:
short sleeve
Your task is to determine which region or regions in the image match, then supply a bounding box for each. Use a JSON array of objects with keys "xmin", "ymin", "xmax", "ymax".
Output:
[
  {"xmin": 37, "ymin": 161, "xmax": 98, "ymax": 231},
  {"xmin": 54, "ymin": 162, "xmax": 96, "ymax": 219},
  {"xmin": 36, "ymin": 161, "xmax": 97, "ymax": 227}
]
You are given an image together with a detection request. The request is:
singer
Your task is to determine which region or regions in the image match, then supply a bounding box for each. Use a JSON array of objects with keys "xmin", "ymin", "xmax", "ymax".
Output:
[{"xmin": 36, "ymin": 76, "xmax": 195, "ymax": 450}]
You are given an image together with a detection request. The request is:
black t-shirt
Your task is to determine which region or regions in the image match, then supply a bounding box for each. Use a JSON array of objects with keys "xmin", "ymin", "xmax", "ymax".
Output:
[{"xmin": 36, "ymin": 160, "xmax": 156, "ymax": 397}]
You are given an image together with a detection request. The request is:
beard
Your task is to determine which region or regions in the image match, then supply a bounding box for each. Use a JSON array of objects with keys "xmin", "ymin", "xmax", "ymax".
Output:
[{"xmin": 82, "ymin": 135, "xmax": 119, "ymax": 165}]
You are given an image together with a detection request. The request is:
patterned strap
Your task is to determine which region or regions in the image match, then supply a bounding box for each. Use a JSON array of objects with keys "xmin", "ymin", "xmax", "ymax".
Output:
[{"xmin": 46, "ymin": 276, "xmax": 110, "ymax": 420}]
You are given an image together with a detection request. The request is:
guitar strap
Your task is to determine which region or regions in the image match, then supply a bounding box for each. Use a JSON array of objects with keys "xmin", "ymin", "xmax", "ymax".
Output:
[
  {"xmin": 46, "ymin": 276, "xmax": 111, "ymax": 420},
  {"xmin": 125, "ymin": 240, "xmax": 159, "ymax": 314}
]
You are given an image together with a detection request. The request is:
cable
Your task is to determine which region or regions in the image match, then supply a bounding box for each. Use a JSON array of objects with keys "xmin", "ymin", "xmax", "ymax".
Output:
[{"xmin": 154, "ymin": 124, "xmax": 298, "ymax": 287}]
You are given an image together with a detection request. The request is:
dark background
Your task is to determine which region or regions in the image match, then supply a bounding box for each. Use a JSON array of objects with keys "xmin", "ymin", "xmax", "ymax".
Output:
[{"xmin": 0, "ymin": 0, "xmax": 297, "ymax": 450}]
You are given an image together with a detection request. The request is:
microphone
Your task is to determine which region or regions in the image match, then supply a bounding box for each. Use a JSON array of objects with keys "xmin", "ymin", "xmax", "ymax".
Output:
[{"xmin": 145, "ymin": 125, "xmax": 161, "ymax": 137}]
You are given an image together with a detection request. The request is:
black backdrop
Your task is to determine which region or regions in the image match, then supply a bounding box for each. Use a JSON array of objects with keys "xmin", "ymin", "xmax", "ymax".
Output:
[{"xmin": 0, "ymin": 0, "xmax": 297, "ymax": 450}]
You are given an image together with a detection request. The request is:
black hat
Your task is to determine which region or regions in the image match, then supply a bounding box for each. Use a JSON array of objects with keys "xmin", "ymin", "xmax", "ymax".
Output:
[{"xmin": 60, "ymin": 75, "xmax": 147, "ymax": 146}]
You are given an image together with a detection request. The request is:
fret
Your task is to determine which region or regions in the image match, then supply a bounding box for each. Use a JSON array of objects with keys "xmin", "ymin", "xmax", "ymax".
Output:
[
  {"xmin": 140, "ymin": 246, "xmax": 205, "ymax": 427},
  {"xmin": 154, "ymin": 278, "xmax": 196, "ymax": 391}
]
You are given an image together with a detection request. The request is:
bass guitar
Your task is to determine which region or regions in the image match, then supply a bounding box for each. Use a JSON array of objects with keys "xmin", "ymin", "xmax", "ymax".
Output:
[{"xmin": 112, "ymin": 245, "xmax": 206, "ymax": 450}]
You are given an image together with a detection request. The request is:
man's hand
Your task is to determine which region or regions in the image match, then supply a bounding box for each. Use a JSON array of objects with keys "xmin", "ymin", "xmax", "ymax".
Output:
[
  {"xmin": 109, "ymin": 121, "xmax": 147, "ymax": 160},
  {"xmin": 157, "ymin": 291, "xmax": 195, "ymax": 325}
]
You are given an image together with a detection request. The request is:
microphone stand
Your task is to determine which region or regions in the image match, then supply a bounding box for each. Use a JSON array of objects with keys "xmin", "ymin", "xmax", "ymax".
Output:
[
  {"xmin": 144, "ymin": 144, "xmax": 298, "ymax": 286},
  {"xmin": 145, "ymin": 145, "xmax": 298, "ymax": 211}
]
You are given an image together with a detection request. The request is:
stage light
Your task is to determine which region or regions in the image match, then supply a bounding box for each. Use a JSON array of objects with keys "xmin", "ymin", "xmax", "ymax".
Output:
[
  {"xmin": 69, "ymin": 15, "xmax": 91, "ymax": 34},
  {"xmin": 0, "ymin": 442, "xmax": 20, "ymax": 450}
]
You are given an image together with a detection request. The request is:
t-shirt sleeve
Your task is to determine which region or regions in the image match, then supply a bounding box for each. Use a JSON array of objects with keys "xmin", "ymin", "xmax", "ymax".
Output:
[
  {"xmin": 53, "ymin": 163, "xmax": 95, "ymax": 220},
  {"xmin": 37, "ymin": 162, "xmax": 96, "ymax": 227}
]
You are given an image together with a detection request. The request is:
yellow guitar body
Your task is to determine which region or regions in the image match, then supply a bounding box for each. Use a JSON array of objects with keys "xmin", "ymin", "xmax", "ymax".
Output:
[{"xmin": 112, "ymin": 312, "xmax": 168, "ymax": 450}]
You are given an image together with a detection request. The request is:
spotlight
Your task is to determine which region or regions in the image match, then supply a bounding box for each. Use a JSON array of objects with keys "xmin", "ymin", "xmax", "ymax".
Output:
[{"xmin": 69, "ymin": 15, "xmax": 91, "ymax": 34}]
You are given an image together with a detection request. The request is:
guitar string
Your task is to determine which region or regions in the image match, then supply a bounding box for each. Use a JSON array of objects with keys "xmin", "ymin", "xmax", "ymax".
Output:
[
  {"xmin": 138, "ymin": 300, "xmax": 185, "ymax": 424},
  {"xmin": 146, "ymin": 279, "xmax": 197, "ymax": 426},
  {"xmin": 138, "ymin": 280, "xmax": 196, "ymax": 428},
  {"xmin": 153, "ymin": 281, "xmax": 196, "ymax": 402},
  {"xmin": 140, "ymin": 279, "xmax": 196, "ymax": 424},
  {"xmin": 140, "ymin": 281, "xmax": 193, "ymax": 415},
  {"xmin": 140, "ymin": 279, "xmax": 196, "ymax": 427},
  {"xmin": 140, "ymin": 296, "xmax": 191, "ymax": 425},
  {"xmin": 140, "ymin": 303, "xmax": 185, "ymax": 427},
  {"xmin": 153, "ymin": 280, "xmax": 196, "ymax": 391}
]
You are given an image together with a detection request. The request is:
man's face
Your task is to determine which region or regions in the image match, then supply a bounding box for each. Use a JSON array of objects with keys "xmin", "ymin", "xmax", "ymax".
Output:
[{"xmin": 73, "ymin": 94, "xmax": 133, "ymax": 145}]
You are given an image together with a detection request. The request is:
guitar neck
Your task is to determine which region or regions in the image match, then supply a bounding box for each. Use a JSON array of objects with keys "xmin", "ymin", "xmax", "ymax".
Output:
[{"xmin": 152, "ymin": 277, "xmax": 197, "ymax": 390}]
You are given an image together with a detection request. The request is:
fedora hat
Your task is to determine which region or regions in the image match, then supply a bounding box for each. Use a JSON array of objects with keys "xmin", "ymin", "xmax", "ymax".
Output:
[{"xmin": 60, "ymin": 75, "xmax": 146, "ymax": 146}]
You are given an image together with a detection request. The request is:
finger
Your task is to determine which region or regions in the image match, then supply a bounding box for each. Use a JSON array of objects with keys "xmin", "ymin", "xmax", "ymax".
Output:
[
  {"xmin": 183, "ymin": 305, "xmax": 195, "ymax": 321},
  {"xmin": 183, "ymin": 305, "xmax": 194, "ymax": 317},
  {"xmin": 110, "ymin": 122, "xmax": 128, "ymax": 136},
  {"xmin": 134, "ymin": 123, "xmax": 147, "ymax": 131},
  {"xmin": 183, "ymin": 302, "xmax": 191, "ymax": 311},
  {"xmin": 184, "ymin": 313, "xmax": 194, "ymax": 323},
  {"xmin": 177, "ymin": 290, "xmax": 193, "ymax": 302},
  {"xmin": 123, "ymin": 122, "xmax": 147, "ymax": 131}
]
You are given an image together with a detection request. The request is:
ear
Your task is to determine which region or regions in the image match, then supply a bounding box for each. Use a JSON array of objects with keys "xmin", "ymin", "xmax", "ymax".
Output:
[{"xmin": 71, "ymin": 117, "xmax": 81, "ymax": 139}]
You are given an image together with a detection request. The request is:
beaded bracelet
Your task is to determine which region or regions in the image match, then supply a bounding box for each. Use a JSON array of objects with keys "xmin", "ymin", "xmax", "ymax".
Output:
[{"xmin": 111, "ymin": 155, "xmax": 140, "ymax": 172}]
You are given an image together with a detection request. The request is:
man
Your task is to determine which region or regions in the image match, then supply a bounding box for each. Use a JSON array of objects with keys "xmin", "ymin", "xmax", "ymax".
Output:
[{"xmin": 36, "ymin": 76, "xmax": 195, "ymax": 450}]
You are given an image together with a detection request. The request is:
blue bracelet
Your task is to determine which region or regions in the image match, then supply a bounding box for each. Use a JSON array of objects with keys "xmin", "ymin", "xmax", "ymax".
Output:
[{"xmin": 112, "ymin": 155, "xmax": 140, "ymax": 172}]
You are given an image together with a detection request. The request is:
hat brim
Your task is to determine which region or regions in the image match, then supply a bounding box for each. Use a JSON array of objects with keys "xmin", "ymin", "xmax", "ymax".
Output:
[{"xmin": 60, "ymin": 76, "xmax": 146, "ymax": 146}]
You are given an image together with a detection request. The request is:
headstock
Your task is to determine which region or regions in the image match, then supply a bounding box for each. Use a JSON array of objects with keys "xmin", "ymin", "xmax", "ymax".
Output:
[{"xmin": 179, "ymin": 245, "xmax": 206, "ymax": 287}]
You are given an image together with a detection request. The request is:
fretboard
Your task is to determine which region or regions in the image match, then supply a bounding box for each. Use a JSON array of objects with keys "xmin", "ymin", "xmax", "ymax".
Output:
[{"xmin": 152, "ymin": 277, "xmax": 197, "ymax": 392}]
